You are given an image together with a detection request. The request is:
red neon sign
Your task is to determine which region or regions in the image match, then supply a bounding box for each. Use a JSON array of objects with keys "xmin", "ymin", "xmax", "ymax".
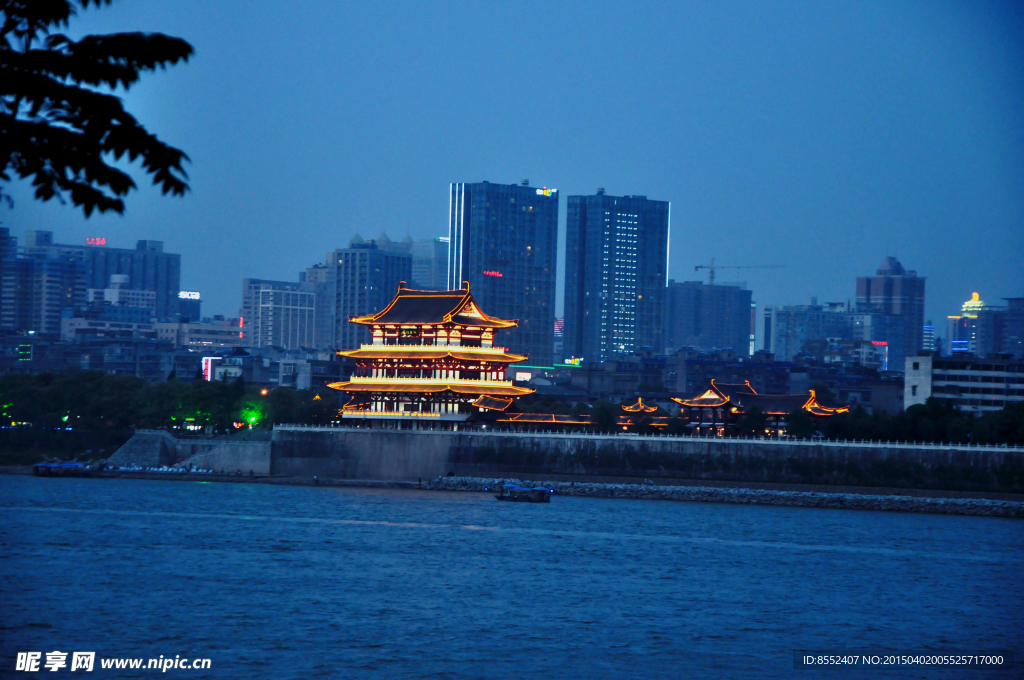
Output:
[
  {"xmin": 483, "ymin": 270, "xmax": 503, "ymax": 278},
  {"xmin": 871, "ymin": 341, "xmax": 888, "ymax": 346},
  {"xmin": 86, "ymin": 237, "xmax": 106, "ymax": 245}
]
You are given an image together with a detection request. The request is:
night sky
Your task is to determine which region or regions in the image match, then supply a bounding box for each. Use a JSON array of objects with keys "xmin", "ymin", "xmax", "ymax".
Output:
[{"xmin": 5, "ymin": 0, "xmax": 1023, "ymax": 342}]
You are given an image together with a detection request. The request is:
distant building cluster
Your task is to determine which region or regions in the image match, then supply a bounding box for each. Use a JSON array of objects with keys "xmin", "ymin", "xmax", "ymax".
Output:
[{"xmin": 2, "ymin": 179, "xmax": 1021, "ymax": 417}]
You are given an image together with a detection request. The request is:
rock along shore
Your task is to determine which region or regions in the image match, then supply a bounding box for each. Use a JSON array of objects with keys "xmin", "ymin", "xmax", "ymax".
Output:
[
  {"xmin": 430, "ymin": 476, "xmax": 1024, "ymax": 518},
  {"xmin": 3, "ymin": 466, "xmax": 1022, "ymax": 518}
]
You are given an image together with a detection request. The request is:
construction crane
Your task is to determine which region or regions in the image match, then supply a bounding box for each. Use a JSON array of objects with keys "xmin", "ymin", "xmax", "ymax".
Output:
[{"xmin": 694, "ymin": 258, "xmax": 784, "ymax": 285}]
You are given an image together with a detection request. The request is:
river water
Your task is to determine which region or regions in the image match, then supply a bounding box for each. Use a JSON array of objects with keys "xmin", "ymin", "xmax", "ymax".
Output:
[{"xmin": 1, "ymin": 475, "xmax": 1021, "ymax": 678}]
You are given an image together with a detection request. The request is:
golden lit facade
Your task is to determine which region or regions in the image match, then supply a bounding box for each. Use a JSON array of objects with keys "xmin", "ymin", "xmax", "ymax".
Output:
[{"xmin": 327, "ymin": 283, "xmax": 534, "ymax": 421}]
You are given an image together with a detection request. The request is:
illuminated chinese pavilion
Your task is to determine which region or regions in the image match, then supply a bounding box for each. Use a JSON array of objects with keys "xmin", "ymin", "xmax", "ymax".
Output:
[
  {"xmin": 327, "ymin": 282, "xmax": 535, "ymax": 422},
  {"xmin": 672, "ymin": 380, "xmax": 848, "ymax": 437}
]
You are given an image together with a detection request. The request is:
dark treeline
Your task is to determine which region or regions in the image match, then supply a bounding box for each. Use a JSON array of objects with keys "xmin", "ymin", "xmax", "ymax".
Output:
[
  {"xmin": 2, "ymin": 373, "xmax": 1022, "ymax": 454},
  {"xmin": 818, "ymin": 399, "xmax": 1024, "ymax": 445},
  {"xmin": 735, "ymin": 398, "xmax": 1024, "ymax": 445},
  {"xmin": 0, "ymin": 371, "xmax": 340, "ymax": 438}
]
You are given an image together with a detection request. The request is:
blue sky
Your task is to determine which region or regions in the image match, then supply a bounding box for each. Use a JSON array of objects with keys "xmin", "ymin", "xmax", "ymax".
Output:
[{"xmin": 5, "ymin": 0, "xmax": 1022, "ymax": 340}]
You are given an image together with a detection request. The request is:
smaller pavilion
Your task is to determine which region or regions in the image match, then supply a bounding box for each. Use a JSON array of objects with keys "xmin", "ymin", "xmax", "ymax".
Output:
[
  {"xmin": 493, "ymin": 397, "xmax": 669, "ymax": 432},
  {"xmin": 672, "ymin": 380, "xmax": 848, "ymax": 437}
]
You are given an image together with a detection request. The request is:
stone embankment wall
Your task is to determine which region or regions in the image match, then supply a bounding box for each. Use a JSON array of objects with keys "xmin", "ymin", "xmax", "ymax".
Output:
[
  {"xmin": 272, "ymin": 427, "xmax": 1024, "ymax": 493},
  {"xmin": 109, "ymin": 432, "xmax": 271, "ymax": 474}
]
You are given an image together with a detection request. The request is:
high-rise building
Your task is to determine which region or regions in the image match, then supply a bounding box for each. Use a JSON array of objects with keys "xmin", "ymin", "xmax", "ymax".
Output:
[
  {"xmin": 950, "ymin": 293, "xmax": 1024, "ymax": 359},
  {"xmin": 448, "ymin": 180, "xmax": 558, "ymax": 365},
  {"xmin": 87, "ymin": 274, "xmax": 156, "ymax": 311},
  {"xmin": 177, "ymin": 291, "xmax": 202, "ymax": 322},
  {"xmin": 946, "ymin": 292, "xmax": 986, "ymax": 355},
  {"xmin": 300, "ymin": 263, "xmax": 335, "ymax": 350},
  {"xmin": 562, "ymin": 190, "xmax": 669, "ymax": 363},
  {"xmin": 922, "ymin": 320, "xmax": 936, "ymax": 352},
  {"xmin": 763, "ymin": 299, "xmax": 853, "ymax": 361},
  {"xmin": 750, "ymin": 302, "xmax": 757, "ymax": 357},
  {"xmin": 20, "ymin": 231, "xmax": 181, "ymax": 319},
  {"xmin": 664, "ymin": 280, "xmax": 751, "ymax": 355},
  {"xmin": 856, "ymin": 256, "xmax": 925, "ymax": 366},
  {"xmin": 0, "ymin": 243, "xmax": 87, "ymax": 335},
  {"xmin": 411, "ymin": 237, "xmax": 449, "ymax": 290},
  {"xmin": 0, "ymin": 227, "xmax": 17, "ymax": 327},
  {"xmin": 241, "ymin": 279, "xmax": 315, "ymax": 349},
  {"xmin": 1002, "ymin": 298, "xmax": 1024, "ymax": 358},
  {"xmin": 327, "ymin": 235, "xmax": 411, "ymax": 350},
  {"xmin": 763, "ymin": 299, "xmax": 905, "ymax": 370}
]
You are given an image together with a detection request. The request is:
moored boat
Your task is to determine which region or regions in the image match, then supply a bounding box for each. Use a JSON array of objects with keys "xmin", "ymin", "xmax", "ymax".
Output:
[
  {"xmin": 33, "ymin": 462, "xmax": 92, "ymax": 477},
  {"xmin": 495, "ymin": 484, "xmax": 551, "ymax": 503}
]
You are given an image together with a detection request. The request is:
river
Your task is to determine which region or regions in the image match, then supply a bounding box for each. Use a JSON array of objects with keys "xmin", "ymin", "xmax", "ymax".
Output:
[{"xmin": 1, "ymin": 475, "xmax": 1021, "ymax": 678}]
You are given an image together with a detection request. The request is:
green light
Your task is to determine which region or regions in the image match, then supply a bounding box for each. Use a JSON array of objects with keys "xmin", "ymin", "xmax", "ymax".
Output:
[{"xmin": 62, "ymin": 415, "xmax": 69, "ymax": 422}]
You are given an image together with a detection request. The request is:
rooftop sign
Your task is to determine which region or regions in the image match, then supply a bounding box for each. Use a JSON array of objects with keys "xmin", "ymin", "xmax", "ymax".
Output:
[
  {"xmin": 178, "ymin": 291, "xmax": 200, "ymax": 300},
  {"xmin": 86, "ymin": 237, "xmax": 106, "ymax": 245}
]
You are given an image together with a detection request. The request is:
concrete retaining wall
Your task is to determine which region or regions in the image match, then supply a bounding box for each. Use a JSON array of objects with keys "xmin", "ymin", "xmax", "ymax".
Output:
[
  {"xmin": 109, "ymin": 433, "xmax": 271, "ymax": 474},
  {"xmin": 181, "ymin": 442, "xmax": 271, "ymax": 475},
  {"xmin": 272, "ymin": 429, "xmax": 450, "ymax": 480},
  {"xmin": 271, "ymin": 427, "xmax": 1024, "ymax": 492}
]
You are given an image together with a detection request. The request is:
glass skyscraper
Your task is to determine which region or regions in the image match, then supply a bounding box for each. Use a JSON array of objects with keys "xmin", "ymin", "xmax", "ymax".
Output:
[
  {"xmin": 448, "ymin": 180, "xmax": 558, "ymax": 366},
  {"xmin": 562, "ymin": 191, "xmax": 670, "ymax": 363}
]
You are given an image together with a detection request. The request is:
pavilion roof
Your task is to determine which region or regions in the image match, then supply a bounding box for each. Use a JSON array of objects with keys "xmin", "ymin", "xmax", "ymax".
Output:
[
  {"xmin": 672, "ymin": 380, "xmax": 849, "ymax": 417},
  {"xmin": 326, "ymin": 381, "xmax": 534, "ymax": 397},
  {"xmin": 622, "ymin": 397, "xmax": 658, "ymax": 413},
  {"xmin": 349, "ymin": 282, "xmax": 516, "ymax": 328},
  {"xmin": 472, "ymin": 395, "xmax": 514, "ymax": 411},
  {"xmin": 672, "ymin": 379, "xmax": 732, "ymax": 408},
  {"xmin": 339, "ymin": 347, "xmax": 526, "ymax": 363},
  {"xmin": 803, "ymin": 391, "xmax": 850, "ymax": 416}
]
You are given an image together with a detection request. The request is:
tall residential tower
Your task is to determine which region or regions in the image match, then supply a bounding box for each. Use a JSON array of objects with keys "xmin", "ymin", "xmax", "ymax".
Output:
[{"xmin": 562, "ymin": 190, "xmax": 669, "ymax": 363}]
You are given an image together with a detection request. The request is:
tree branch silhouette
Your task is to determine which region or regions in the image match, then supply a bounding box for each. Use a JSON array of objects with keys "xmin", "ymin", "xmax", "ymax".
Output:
[{"xmin": 0, "ymin": 0, "xmax": 193, "ymax": 216}]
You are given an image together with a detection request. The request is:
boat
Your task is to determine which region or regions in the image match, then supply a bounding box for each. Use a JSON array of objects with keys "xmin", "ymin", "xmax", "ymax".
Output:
[
  {"xmin": 33, "ymin": 462, "xmax": 92, "ymax": 477},
  {"xmin": 495, "ymin": 483, "xmax": 551, "ymax": 503}
]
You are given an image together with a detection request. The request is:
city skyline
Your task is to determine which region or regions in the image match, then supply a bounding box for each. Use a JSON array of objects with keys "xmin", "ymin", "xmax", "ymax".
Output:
[{"xmin": 2, "ymin": 1, "xmax": 1022, "ymax": 345}]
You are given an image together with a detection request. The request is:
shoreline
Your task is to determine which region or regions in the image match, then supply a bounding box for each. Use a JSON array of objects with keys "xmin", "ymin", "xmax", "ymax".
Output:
[{"xmin": 4, "ymin": 465, "xmax": 1022, "ymax": 517}]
